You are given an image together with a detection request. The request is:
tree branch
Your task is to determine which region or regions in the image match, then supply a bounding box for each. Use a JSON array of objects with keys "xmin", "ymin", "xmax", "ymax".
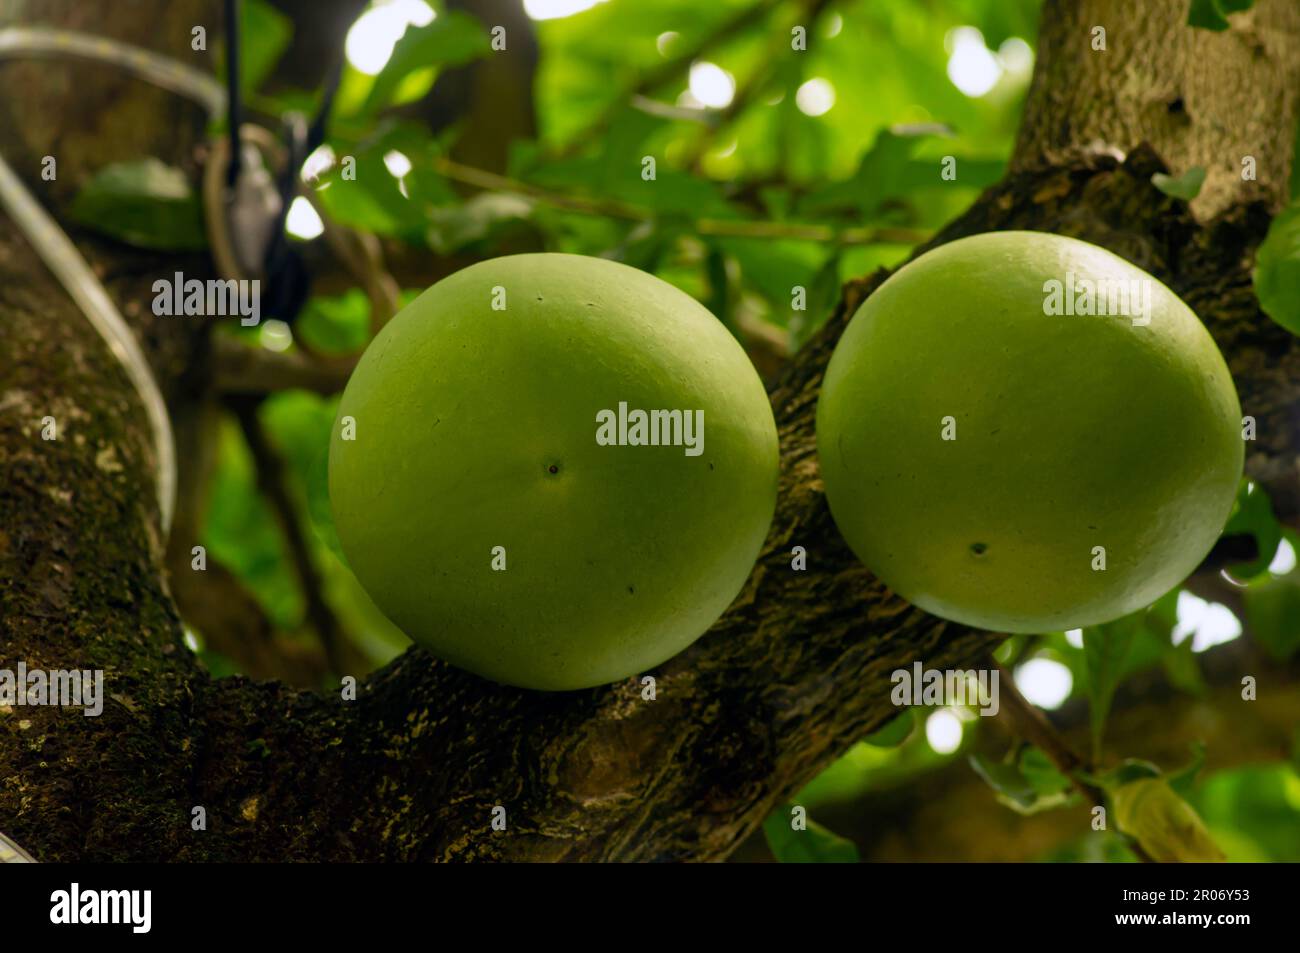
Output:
[{"xmin": 3, "ymin": 0, "xmax": 1299, "ymax": 863}]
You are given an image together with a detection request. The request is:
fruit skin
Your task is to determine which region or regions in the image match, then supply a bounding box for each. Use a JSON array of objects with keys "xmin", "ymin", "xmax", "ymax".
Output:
[
  {"xmin": 330, "ymin": 253, "xmax": 778, "ymax": 690},
  {"xmin": 816, "ymin": 231, "xmax": 1243, "ymax": 633}
]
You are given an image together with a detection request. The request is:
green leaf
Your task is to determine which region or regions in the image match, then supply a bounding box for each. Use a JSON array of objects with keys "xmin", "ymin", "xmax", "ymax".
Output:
[
  {"xmin": 1143, "ymin": 587, "xmax": 1181, "ymax": 639},
  {"xmin": 608, "ymin": 218, "xmax": 688, "ymax": 273},
  {"xmin": 1188, "ymin": 0, "xmax": 1232, "ymax": 30},
  {"xmin": 1082, "ymin": 613, "xmax": 1141, "ymax": 762},
  {"xmin": 1167, "ymin": 742, "xmax": 1207, "ymax": 797},
  {"xmin": 1112, "ymin": 778, "xmax": 1226, "ymax": 862},
  {"xmin": 970, "ymin": 753, "xmax": 1037, "ymax": 810},
  {"xmin": 863, "ymin": 710, "xmax": 914, "ymax": 748},
  {"xmin": 762, "ymin": 807, "xmax": 859, "ymax": 863},
  {"xmin": 1151, "ymin": 167, "xmax": 1206, "ymax": 201},
  {"xmin": 426, "ymin": 192, "xmax": 535, "ymax": 253},
  {"xmin": 1243, "ymin": 541, "xmax": 1300, "ymax": 661},
  {"xmin": 1018, "ymin": 746, "xmax": 1072, "ymax": 796},
  {"xmin": 313, "ymin": 162, "xmax": 428, "ymax": 237},
  {"xmin": 789, "ymin": 251, "xmax": 842, "ymax": 350},
  {"xmin": 1253, "ymin": 203, "xmax": 1300, "ymax": 335},
  {"xmin": 1162, "ymin": 634, "xmax": 1206, "ymax": 696},
  {"xmin": 69, "ymin": 159, "xmax": 207, "ymax": 251},
  {"xmin": 970, "ymin": 752, "xmax": 1072, "ymax": 815},
  {"xmin": 237, "ymin": 0, "xmax": 292, "ymax": 95},
  {"xmin": 297, "ymin": 289, "xmax": 372, "ymax": 354},
  {"xmin": 1221, "ymin": 480, "xmax": 1282, "ymax": 580},
  {"xmin": 798, "ymin": 127, "xmax": 934, "ymax": 218},
  {"xmin": 704, "ymin": 244, "xmax": 732, "ymax": 334},
  {"xmin": 1100, "ymin": 759, "xmax": 1162, "ymax": 789},
  {"xmin": 1187, "ymin": 0, "xmax": 1253, "ymax": 31},
  {"xmin": 364, "ymin": 11, "xmax": 490, "ymax": 113}
]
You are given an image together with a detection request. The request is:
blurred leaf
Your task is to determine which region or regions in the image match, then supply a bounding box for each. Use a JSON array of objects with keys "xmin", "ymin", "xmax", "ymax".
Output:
[
  {"xmin": 307, "ymin": 439, "xmax": 347, "ymax": 566},
  {"xmin": 1167, "ymin": 742, "xmax": 1207, "ymax": 797},
  {"xmin": 1162, "ymin": 634, "xmax": 1206, "ymax": 696},
  {"xmin": 427, "ymin": 192, "xmax": 535, "ymax": 253},
  {"xmin": 1244, "ymin": 558, "xmax": 1300, "ymax": 661},
  {"xmin": 1254, "ymin": 203, "xmax": 1300, "ymax": 335},
  {"xmin": 1143, "ymin": 587, "xmax": 1181, "ymax": 639},
  {"xmin": 1100, "ymin": 759, "xmax": 1162, "ymax": 788},
  {"xmin": 719, "ymin": 238, "xmax": 823, "ymax": 327},
  {"xmin": 704, "ymin": 244, "xmax": 732, "ymax": 333},
  {"xmin": 789, "ymin": 250, "xmax": 842, "ymax": 350},
  {"xmin": 608, "ymin": 218, "xmax": 687, "ymax": 272},
  {"xmin": 1019, "ymin": 746, "xmax": 1072, "ymax": 796},
  {"xmin": 969, "ymin": 751, "xmax": 1031, "ymax": 800},
  {"xmin": 864, "ymin": 710, "xmax": 914, "ymax": 748},
  {"xmin": 970, "ymin": 752, "xmax": 1071, "ymax": 815},
  {"xmin": 203, "ymin": 417, "xmax": 301, "ymax": 628},
  {"xmin": 363, "ymin": 11, "xmax": 490, "ymax": 113},
  {"xmin": 798, "ymin": 128, "xmax": 932, "ymax": 218},
  {"xmin": 69, "ymin": 159, "xmax": 207, "ymax": 251},
  {"xmin": 1222, "ymin": 480, "xmax": 1282, "ymax": 579},
  {"xmin": 1193, "ymin": 763, "xmax": 1300, "ymax": 861},
  {"xmin": 1151, "ymin": 167, "xmax": 1206, "ymax": 201},
  {"xmin": 297, "ymin": 289, "xmax": 371, "ymax": 354},
  {"xmin": 259, "ymin": 391, "xmax": 348, "ymax": 569},
  {"xmin": 1083, "ymin": 612, "xmax": 1141, "ymax": 762},
  {"xmin": 1112, "ymin": 778, "xmax": 1226, "ymax": 862},
  {"xmin": 236, "ymin": 0, "xmax": 292, "ymax": 95},
  {"xmin": 762, "ymin": 807, "xmax": 859, "ymax": 863},
  {"xmin": 1187, "ymin": 0, "xmax": 1255, "ymax": 31},
  {"xmin": 313, "ymin": 166, "xmax": 426, "ymax": 237}
]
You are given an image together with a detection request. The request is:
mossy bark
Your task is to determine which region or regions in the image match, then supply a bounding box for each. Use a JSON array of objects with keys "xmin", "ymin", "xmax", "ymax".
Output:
[{"xmin": 1, "ymin": 0, "xmax": 1298, "ymax": 861}]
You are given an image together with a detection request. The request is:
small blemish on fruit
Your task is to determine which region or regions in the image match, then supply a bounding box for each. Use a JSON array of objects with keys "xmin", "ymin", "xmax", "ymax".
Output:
[
  {"xmin": 547, "ymin": 464, "xmax": 559, "ymax": 475},
  {"xmin": 627, "ymin": 585, "xmax": 635, "ymax": 594},
  {"xmin": 708, "ymin": 461, "xmax": 715, "ymax": 471},
  {"xmin": 970, "ymin": 542, "xmax": 988, "ymax": 556}
]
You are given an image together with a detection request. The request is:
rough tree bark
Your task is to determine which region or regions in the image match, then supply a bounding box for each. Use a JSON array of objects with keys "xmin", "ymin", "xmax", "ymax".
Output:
[{"xmin": 1, "ymin": 0, "xmax": 1298, "ymax": 861}]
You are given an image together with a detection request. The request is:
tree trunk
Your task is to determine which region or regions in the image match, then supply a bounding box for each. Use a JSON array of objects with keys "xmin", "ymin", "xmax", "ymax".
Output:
[{"xmin": 1, "ymin": 0, "xmax": 1297, "ymax": 861}]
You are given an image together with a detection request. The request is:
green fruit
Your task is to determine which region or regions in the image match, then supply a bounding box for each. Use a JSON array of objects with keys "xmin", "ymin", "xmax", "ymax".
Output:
[
  {"xmin": 330, "ymin": 253, "xmax": 778, "ymax": 690},
  {"xmin": 816, "ymin": 231, "xmax": 1242, "ymax": 632}
]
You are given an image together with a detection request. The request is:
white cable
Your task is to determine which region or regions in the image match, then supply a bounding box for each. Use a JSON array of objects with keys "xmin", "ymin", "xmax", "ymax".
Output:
[
  {"xmin": 0, "ymin": 28, "xmax": 229, "ymax": 537},
  {"xmin": 0, "ymin": 154, "xmax": 177, "ymax": 534},
  {"xmin": 0, "ymin": 27, "xmax": 224, "ymax": 115}
]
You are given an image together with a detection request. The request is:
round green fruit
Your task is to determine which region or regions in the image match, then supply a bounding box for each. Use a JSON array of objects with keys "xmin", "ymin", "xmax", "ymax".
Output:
[
  {"xmin": 329, "ymin": 253, "xmax": 778, "ymax": 690},
  {"xmin": 816, "ymin": 231, "xmax": 1242, "ymax": 633}
]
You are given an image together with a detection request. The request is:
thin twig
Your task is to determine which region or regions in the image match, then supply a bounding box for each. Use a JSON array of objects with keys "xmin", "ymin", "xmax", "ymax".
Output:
[
  {"xmin": 214, "ymin": 336, "xmax": 357, "ymax": 396},
  {"xmin": 433, "ymin": 156, "xmax": 929, "ymax": 245},
  {"xmin": 551, "ymin": 0, "xmax": 787, "ymax": 160},
  {"xmin": 228, "ymin": 395, "xmax": 358, "ymax": 677},
  {"xmin": 982, "ymin": 653, "xmax": 1157, "ymax": 863}
]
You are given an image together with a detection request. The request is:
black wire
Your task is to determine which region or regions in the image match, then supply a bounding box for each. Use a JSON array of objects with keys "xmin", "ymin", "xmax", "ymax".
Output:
[
  {"xmin": 259, "ymin": 51, "xmax": 345, "ymax": 321},
  {"xmin": 225, "ymin": 0, "xmax": 242, "ymax": 187},
  {"xmin": 307, "ymin": 55, "xmax": 344, "ymax": 155}
]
